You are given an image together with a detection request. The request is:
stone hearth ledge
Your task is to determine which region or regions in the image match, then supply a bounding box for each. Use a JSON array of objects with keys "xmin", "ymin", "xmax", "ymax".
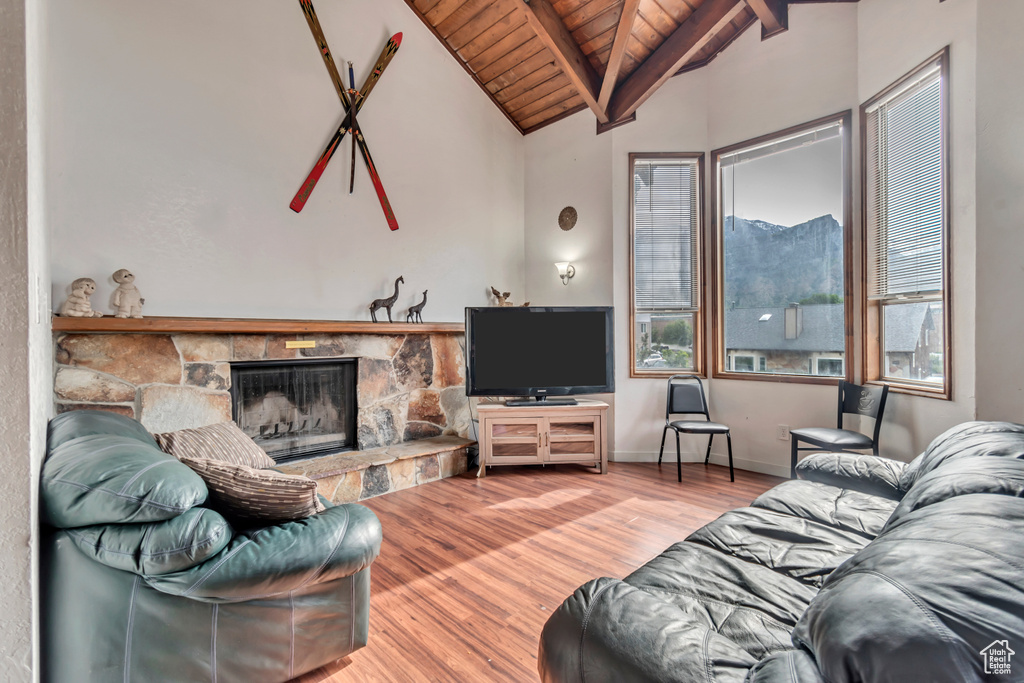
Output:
[{"xmin": 277, "ymin": 435, "xmax": 474, "ymax": 504}]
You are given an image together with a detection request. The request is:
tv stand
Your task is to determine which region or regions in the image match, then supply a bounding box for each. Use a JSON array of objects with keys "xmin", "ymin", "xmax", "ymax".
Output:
[
  {"xmin": 476, "ymin": 400, "xmax": 608, "ymax": 477},
  {"xmin": 504, "ymin": 397, "xmax": 578, "ymax": 407}
]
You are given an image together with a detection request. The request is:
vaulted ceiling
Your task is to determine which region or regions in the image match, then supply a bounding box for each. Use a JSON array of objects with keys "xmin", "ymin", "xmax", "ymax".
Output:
[{"xmin": 404, "ymin": 0, "xmax": 857, "ymax": 134}]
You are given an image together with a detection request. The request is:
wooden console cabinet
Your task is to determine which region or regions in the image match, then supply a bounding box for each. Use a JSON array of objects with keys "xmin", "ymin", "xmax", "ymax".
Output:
[{"xmin": 476, "ymin": 400, "xmax": 608, "ymax": 476}]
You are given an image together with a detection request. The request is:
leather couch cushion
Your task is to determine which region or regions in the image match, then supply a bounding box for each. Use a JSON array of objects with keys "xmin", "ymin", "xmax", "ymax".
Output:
[
  {"xmin": 899, "ymin": 420, "xmax": 1024, "ymax": 491},
  {"xmin": 48, "ymin": 409, "xmax": 157, "ymax": 451},
  {"xmin": 153, "ymin": 421, "xmax": 276, "ymax": 469},
  {"xmin": 793, "ymin": 494, "xmax": 1024, "ymax": 682},
  {"xmin": 795, "ymin": 452, "xmax": 905, "ymax": 500},
  {"xmin": 887, "ymin": 456, "xmax": 1024, "ymax": 529},
  {"xmin": 42, "ymin": 433, "xmax": 208, "ymax": 528},
  {"xmin": 145, "ymin": 503, "xmax": 382, "ymax": 601},
  {"xmin": 538, "ymin": 576, "xmax": 757, "ymax": 683},
  {"xmin": 687, "ymin": 507, "xmax": 872, "ymax": 588},
  {"xmin": 751, "ymin": 480, "xmax": 898, "ymax": 539},
  {"xmin": 624, "ymin": 541, "xmax": 817, "ymax": 660},
  {"xmin": 746, "ymin": 649, "xmax": 825, "ymax": 683},
  {"xmin": 65, "ymin": 507, "xmax": 233, "ymax": 575}
]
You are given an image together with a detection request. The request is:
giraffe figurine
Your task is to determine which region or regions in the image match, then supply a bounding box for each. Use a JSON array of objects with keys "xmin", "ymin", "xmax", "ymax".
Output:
[
  {"xmin": 369, "ymin": 276, "xmax": 404, "ymax": 322},
  {"xmin": 406, "ymin": 290, "xmax": 427, "ymax": 323}
]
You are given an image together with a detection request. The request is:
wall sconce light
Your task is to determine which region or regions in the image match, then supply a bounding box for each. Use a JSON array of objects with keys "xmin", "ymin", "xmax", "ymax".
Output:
[{"xmin": 555, "ymin": 261, "xmax": 575, "ymax": 286}]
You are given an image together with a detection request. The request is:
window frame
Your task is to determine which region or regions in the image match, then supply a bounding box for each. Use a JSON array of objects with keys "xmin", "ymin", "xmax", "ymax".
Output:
[
  {"xmin": 860, "ymin": 48, "xmax": 952, "ymax": 400},
  {"xmin": 629, "ymin": 152, "xmax": 706, "ymax": 378},
  {"xmin": 710, "ymin": 111, "xmax": 854, "ymax": 384}
]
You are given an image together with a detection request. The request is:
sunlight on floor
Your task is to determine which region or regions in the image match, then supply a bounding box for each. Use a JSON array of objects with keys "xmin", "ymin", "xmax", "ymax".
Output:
[{"xmin": 486, "ymin": 487, "xmax": 595, "ymax": 510}]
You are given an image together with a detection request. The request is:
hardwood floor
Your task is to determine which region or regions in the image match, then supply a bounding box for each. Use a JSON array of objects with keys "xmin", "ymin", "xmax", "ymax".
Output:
[{"xmin": 292, "ymin": 462, "xmax": 783, "ymax": 683}]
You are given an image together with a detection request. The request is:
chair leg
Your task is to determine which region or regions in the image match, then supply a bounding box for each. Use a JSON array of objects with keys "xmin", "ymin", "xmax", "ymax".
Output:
[
  {"xmin": 790, "ymin": 437, "xmax": 799, "ymax": 479},
  {"xmin": 675, "ymin": 430, "xmax": 682, "ymax": 483},
  {"xmin": 726, "ymin": 432, "xmax": 734, "ymax": 482},
  {"xmin": 658, "ymin": 426, "xmax": 669, "ymax": 465},
  {"xmin": 704, "ymin": 434, "xmax": 713, "ymax": 465}
]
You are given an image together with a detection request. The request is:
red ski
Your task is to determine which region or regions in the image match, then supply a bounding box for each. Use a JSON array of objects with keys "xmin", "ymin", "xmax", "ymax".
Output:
[{"xmin": 291, "ymin": 2, "xmax": 401, "ymax": 229}]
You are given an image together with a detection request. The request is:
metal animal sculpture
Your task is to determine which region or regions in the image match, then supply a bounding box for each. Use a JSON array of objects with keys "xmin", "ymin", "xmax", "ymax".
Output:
[
  {"xmin": 370, "ymin": 276, "xmax": 404, "ymax": 322},
  {"xmin": 406, "ymin": 290, "xmax": 427, "ymax": 323}
]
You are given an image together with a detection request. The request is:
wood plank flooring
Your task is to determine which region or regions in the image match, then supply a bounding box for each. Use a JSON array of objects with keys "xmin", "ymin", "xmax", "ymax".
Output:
[{"xmin": 292, "ymin": 462, "xmax": 783, "ymax": 683}]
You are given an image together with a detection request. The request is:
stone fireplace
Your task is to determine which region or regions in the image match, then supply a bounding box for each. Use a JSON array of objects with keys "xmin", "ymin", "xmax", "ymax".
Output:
[{"xmin": 52, "ymin": 320, "xmax": 473, "ymax": 501}]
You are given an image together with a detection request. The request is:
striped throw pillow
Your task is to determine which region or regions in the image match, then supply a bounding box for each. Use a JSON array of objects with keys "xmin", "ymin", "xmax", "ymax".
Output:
[
  {"xmin": 181, "ymin": 457, "xmax": 326, "ymax": 523},
  {"xmin": 153, "ymin": 421, "xmax": 275, "ymax": 469}
]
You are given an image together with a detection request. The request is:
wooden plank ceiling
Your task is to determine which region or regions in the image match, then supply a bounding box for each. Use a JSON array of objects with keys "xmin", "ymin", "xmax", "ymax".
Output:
[{"xmin": 404, "ymin": 0, "xmax": 855, "ymax": 134}]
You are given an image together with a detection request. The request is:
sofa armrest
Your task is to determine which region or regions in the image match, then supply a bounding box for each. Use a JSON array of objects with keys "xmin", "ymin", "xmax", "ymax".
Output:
[
  {"xmin": 143, "ymin": 503, "xmax": 381, "ymax": 602},
  {"xmin": 538, "ymin": 577, "xmax": 756, "ymax": 683},
  {"xmin": 796, "ymin": 453, "xmax": 906, "ymax": 500}
]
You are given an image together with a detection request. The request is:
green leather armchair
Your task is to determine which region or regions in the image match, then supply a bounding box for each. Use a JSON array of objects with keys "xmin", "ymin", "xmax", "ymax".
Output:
[{"xmin": 41, "ymin": 410, "xmax": 383, "ymax": 683}]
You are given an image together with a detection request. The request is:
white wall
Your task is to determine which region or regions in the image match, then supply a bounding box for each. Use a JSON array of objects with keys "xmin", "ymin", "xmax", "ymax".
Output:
[
  {"xmin": 1, "ymin": 0, "xmax": 51, "ymax": 677},
  {"xmin": 524, "ymin": 112, "xmax": 613, "ymax": 307},
  {"xmin": 523, "ymin": 1, "xmax": 986, "ymax": 475},
  {"xmin": 975, "ymin": 0, "xmax": 1024, "ymax": 422},
  {"xmin": 46, "ymin": 0, "xmax": 525, "ymax": 322}
]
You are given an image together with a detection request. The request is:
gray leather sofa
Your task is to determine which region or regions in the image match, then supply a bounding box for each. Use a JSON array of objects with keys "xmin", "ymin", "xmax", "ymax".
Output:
[
  {"xmin": 41, "ymin": 410, "xmax": 383, "ymax": 683},
  {"xmin": 539, "ymin": 421, "xmax": 1024, "ymax": 682}
]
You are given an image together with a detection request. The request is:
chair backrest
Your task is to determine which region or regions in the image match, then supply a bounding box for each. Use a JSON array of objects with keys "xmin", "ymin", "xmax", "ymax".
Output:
[
  {"xmin": 666, "ymin": 375, "xmax": 710, "ymax": 420},
  {"xmin": 837, "ymin": 381, "xmax": 889, "ymax": 442}
]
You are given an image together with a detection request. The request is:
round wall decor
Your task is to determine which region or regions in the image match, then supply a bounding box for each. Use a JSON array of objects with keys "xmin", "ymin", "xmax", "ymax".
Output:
[{"xmin": 558, "ymin": 206, "xmax": 578, "ymax": 231}]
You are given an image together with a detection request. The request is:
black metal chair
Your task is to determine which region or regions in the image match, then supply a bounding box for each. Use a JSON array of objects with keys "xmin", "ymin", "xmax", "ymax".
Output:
[
  {"xmin": 790, "ymin": 380, "xmax": 889, "ymax": 478},
  {"xmin": 658, "ymin": 375, "xmax": 734, "ymax": 482}
]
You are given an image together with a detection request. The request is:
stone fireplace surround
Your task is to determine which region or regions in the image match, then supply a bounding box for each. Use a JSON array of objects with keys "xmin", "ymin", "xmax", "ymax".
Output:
[{"xmin": 51, "ymin": 317, "xmax": 473, "ymax": 503}]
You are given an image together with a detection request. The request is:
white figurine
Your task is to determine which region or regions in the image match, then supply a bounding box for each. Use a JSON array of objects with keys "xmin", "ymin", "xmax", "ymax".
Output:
[
  {"xmin": 60, "ymin": 277, "xmax": 104, "ymax": 317},
  {"xmin": 112, "ymin": 268, "xmax": 145, "ymax": 318}
]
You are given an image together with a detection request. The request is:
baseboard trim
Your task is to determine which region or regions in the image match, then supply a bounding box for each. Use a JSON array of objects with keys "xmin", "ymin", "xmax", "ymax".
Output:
[{"xmin": 611, "ymin": 451, "xmax": 790, "ymax": 479}]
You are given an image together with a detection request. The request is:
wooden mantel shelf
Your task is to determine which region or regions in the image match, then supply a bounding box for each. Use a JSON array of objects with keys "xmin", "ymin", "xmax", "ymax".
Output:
[{"xmin": 51, "ymin": 315, "xmax": 464, "ymax": 335}]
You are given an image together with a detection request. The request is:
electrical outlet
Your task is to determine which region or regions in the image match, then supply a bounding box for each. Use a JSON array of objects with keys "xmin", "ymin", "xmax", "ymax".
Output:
[{"xmin": 777, "ymin": 425, "xmax": 790, "ymax": 441}]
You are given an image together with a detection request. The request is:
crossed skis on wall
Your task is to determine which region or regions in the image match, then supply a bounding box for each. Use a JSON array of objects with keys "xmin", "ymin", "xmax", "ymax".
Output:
[{"xmin": 291, "ymin": 0, "xmax": 401, "ymax": 231}]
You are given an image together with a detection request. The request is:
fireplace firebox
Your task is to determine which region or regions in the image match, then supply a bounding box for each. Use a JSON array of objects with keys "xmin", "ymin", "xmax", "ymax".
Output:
[{"xmin": 229, "ymin": 358, "xmax": 357, "ymax": 463}]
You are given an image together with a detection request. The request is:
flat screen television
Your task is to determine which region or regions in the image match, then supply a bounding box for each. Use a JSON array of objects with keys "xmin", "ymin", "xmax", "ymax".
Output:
[{"xmin": 465, "ymin": 306, "xmax": 614, "ymax": 405}]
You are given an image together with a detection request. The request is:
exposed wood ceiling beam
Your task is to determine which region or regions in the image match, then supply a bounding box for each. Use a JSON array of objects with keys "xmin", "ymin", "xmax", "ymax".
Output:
[
  {"xmin": 597, "ymin": 0, "xmax": 643, "ymax": 114},
  {"xmin": 746, "ymin": 0, "xmax": 788, "ymax": 39},
  {"xmin": 521, "ymin": 0, "xmax": 609, "ymax": 124},
  {"xmin": 608, "ymin": 0, "xmax": 746, "ymax": 123}
]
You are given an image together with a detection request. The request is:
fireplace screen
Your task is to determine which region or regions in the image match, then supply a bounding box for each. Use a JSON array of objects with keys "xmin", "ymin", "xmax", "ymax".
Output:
[{"xmin": 229, "ymin": 358, "xmax": 357, "ymax": 463}]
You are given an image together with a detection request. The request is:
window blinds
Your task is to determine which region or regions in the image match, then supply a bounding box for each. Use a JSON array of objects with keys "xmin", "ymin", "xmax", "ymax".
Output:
[
  {"xmin": 633, "ymin": 159, "xmax": 699, "ymax": 311},
  {"xmin": 867, "ymin": 63, "xmax": 944, "ymax": 299}
]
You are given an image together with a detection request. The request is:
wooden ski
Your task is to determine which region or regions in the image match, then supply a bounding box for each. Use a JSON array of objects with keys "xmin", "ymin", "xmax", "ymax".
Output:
[
  {"xmin": 290, "ymin": 31, "xmax": 402, "ymax": 213},
  {"xmin": 290, "ymin": 1, "xmax": 401, "ymax": 229},
  {"xmin": 353, "ymin": 127, "xmax": 399, "ymax": 231}
]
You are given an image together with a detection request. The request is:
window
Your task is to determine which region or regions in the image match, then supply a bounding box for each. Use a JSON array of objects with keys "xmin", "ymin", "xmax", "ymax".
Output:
[
  {"xmin": 712, "ymin": 113, "xmax": 851, "ymax": 382},
  {"xmin": 817, "ymin": 358, "xmax": 843, "ymax": 376},
  {"xmin": 630, "ymin": 153, "xmax": 704, "ymax": 376},
  {"xmin": 733, "ymin": 355, "xmax": 755, "ymax": 372},
  {"xmin": 863, "ymin": 49, "xmax": 950, "ymax": 398}
]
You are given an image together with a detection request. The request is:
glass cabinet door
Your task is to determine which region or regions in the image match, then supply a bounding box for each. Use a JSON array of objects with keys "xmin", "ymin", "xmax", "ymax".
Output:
[
  {"xmin": 546, "ymin": 417, "xmax": 598, "ymax": 463},
  {"xmin": 488, "ymin": 418, "xmax": 543, "ymax": 462}
]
